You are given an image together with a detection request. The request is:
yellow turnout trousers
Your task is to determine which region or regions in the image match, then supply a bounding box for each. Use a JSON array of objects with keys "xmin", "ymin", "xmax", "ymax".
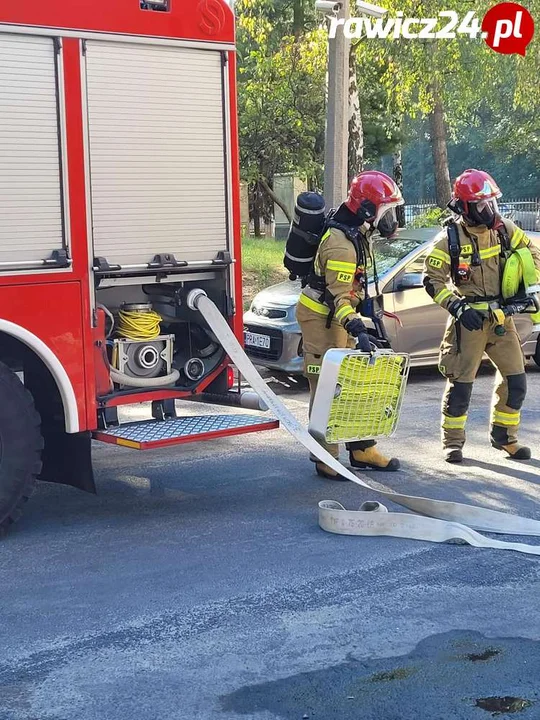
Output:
[
  {"xmin": 438, "ymin": 316, "xmax": 526, "ymax": 449},
  {"xmin": 297, "ymin": 300, "xmax": 374, "ymax": 458}
]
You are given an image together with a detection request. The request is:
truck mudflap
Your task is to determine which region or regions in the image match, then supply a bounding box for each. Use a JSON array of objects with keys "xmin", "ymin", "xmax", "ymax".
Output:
[
  {"xmin": 93, "ymin": 414, "xmax": 279, "ymax": 450},
  {"xmin": 40, "ymin": 430, "xmax": 96, "ymax": 494}
]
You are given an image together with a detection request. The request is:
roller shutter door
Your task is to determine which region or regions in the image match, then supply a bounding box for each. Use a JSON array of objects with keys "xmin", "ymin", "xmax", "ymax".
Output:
[
  {"xmin": 84, "ymin": 41, "xmax": 228, "ymax": 268},
  {"xmin": 0, "ymin": 34, "xmax": 65, "ymax": 268}
]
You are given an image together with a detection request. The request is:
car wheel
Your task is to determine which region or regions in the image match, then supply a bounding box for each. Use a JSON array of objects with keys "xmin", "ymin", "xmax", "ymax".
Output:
[
  {"xmin": 534, "ymin": 338, "xmax": 540, "ymax": 368},
  {"xmin": 0, "ymin": 361, "xmax": 43, "ymax": 536}
]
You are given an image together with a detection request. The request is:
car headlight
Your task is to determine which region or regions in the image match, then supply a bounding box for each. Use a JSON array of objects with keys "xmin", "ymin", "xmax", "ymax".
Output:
[{"xmin": 251, "ymin": 305, "xmax": 287, "ymax": 319}]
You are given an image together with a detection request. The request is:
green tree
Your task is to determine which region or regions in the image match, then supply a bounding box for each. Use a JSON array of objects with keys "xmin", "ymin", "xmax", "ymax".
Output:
[
  {"xmin": 361, "ymin": 0, "xmax": 540, "ymax": 206},
  {"xmin": 236, "ymin": 0, "xmax": 327, "ymax": 229},
  {"xmin": 236, "ymin": 0, "xmax": 403, "ymax": 231}
]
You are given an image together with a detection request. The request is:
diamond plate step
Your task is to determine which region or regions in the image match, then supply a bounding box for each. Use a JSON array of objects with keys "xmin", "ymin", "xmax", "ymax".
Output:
[{"xmin": 93, "ymin": 414, "xmax": 279, "ymax": 450}]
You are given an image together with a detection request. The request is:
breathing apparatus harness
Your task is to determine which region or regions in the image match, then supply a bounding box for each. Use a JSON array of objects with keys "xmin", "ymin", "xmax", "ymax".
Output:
[
  {"xmin": 444, "ymin": 217, "xmax": 540, "ymax": 337},
  {"xmin": 306, "ymin": 214, "xmax": 387, "ymax": 340}
]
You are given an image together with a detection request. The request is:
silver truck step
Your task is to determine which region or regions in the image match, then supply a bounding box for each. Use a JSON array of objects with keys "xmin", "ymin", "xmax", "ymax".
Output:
[{"xmin": 93, "ymin": 414, "xmax": 279, "ymax": 450}]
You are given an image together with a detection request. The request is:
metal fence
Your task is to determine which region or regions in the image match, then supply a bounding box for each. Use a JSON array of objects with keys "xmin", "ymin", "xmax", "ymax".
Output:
[
  {"xmin": 404, "ymin": 202, "xmax": 437, "ymax": 225},
  {"xmin": 404, "ymin": 199, "xmax": 540, "ymax": 232},
  {"xmin": 500, "ymin": 200, "xmax": 540, "ymax": 232}
]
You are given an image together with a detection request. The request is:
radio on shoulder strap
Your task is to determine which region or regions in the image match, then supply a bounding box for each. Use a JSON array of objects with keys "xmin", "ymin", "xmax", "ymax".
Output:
[{"xmin": 444, "ymin": 218, "xmax": 462, "ymax": 286}]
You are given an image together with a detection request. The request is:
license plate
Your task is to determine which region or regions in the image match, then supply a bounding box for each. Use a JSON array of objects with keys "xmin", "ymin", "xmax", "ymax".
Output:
[{"xmin": 244, "ymin": 331, "xmax": 271, "ymax": 349}]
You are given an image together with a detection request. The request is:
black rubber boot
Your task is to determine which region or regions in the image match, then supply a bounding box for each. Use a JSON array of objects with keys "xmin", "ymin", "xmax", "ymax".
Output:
[{"xmin": 445, "ymin": 448, "xmax": 463, "ymax": 464}]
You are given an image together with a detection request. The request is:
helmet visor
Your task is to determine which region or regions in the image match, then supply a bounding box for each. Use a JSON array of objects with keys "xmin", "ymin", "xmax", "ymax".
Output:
[
  {"xmin": 376, "ymin": 205, "xmax": 400, "ymax": 238},
  {"xmin": 469, "ymin": 198, "xmax": 499, "ymax": 227}
]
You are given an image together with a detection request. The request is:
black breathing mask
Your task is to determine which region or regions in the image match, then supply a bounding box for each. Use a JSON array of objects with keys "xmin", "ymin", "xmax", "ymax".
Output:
[
  {"xmin": 466, "ymin": 199, "xmax": 499, "ymax": 229},
  {"xmin": 376, "ymin": 206, "xmax": 399, "ymax": 238},
  {"xmin": 448, "ymin": 198, "xmax": 499, "ymax": 229}
]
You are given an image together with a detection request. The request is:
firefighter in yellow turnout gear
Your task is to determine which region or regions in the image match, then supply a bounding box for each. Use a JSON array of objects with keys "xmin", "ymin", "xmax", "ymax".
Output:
[
  {"xmin": 423, "ymin": 169, "xmax": 540, "ymax": 463},
  {"xmin": 297, "ymin": 171, "xmax": 403, "ymax": 479}
]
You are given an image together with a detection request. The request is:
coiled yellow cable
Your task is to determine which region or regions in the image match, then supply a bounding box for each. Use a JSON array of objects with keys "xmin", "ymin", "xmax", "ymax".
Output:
[{"xmin": 116, "ymin": 309, "xmax": 162, "ymax": 340}]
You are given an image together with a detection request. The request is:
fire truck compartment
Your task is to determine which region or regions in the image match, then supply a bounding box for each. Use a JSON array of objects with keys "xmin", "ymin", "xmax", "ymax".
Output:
[
  {"xmin": 0, "ymin": 34, "xmax": 68, "ymax": 270},
  {"xmin": 84, "ymin": 40, "xmax": 229, "ymax": 269},
  {"xmin": 96, "ymin": 277, "xmax": 231, "ymax": 392},
  {"xmin": 93, "ymin": 414, "xmax": 279, "ymax": 449}
]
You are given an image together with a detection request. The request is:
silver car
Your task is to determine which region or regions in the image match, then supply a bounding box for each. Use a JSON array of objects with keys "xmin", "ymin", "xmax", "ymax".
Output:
[{"xmin": 243, "ymin": 228, "xmax": 540, "ymax": 372}]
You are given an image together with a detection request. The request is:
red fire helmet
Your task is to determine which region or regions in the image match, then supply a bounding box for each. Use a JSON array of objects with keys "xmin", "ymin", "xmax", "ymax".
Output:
[
  {"xmin": 345, "ymin": 170, "xmax": 403, "ymax": 219},
  {"xmin": 452, "ymin": 169, "xmax": 502, "ymax": 203}
]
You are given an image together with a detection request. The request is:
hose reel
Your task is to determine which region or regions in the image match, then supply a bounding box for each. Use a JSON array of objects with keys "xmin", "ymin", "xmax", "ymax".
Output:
[{"xmin": 110, "ymin": 303, "xmax": 179, "ymax": 388}]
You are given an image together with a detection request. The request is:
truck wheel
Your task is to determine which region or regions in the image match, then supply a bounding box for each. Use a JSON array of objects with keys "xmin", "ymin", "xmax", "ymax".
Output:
[{"xmin": 0, "ymin": 361, "xmax": 43, "ymax": 536}]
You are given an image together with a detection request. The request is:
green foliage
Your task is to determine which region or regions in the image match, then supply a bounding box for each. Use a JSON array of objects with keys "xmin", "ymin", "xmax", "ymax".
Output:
[
  {"xmin": 242, "ymin": 237, "xmax": 286, "ymax": 281},
  {"xmin": 402, "ymin": 110, "xmax": 540, "ymax": 201},
  {"xmin": 409, "ymin": 206, "xmax": 449, "ymax": 228},
  {"xmin": 369, "ymin": 0, "xmax": 538, "ymax": 125},
  {"xmin": 236, "ymin": 0, "xmax": 404, "ymax": 189},
  {"xmin": 241, "ymin": 237, "xmax": 288, "ymax": 306},
  {"xmin": 236, "ymin": 0, "xmax": 540, "ymax": 205},
  {"xmin": 370, "ymin": 0, "xmax": 540, "ymax": 199},
  {"xmin": 236, "ymin": 0, "xmax": 327, "ymax": 187}
]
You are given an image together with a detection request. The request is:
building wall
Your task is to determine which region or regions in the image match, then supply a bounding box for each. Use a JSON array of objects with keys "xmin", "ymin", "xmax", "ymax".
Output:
[{"xmin": 274, "ymin": 174, "xmax": 306, "ymax": 240}]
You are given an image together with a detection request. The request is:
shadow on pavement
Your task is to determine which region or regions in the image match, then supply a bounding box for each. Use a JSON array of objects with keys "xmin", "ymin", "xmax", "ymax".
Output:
[
  {"xmin": 464, "ymin": 459, "xmax": 540, "ymax": 486},
  {"xmin": 263, "ymin": 371, "xmax": 310, "ymax": 395},
  {"xmin": 221, "ymin": 630, "xmax": 539, "ymax": 720}
]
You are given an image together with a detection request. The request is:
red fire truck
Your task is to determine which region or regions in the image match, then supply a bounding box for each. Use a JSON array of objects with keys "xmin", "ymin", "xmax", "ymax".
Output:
[{"xmin": 0, "ymin": 0, "xmax": 278, "ymax": 533}]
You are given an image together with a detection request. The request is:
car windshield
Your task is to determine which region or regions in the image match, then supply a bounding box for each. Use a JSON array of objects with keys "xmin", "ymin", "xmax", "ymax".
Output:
[{"xmin": 372, "ymin": 235, "xmax": 427, "ymax": 275}]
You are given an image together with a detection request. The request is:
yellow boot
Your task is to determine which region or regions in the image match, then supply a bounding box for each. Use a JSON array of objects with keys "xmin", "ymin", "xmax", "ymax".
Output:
[
  {"xmin": 315, "ymin": 462, "xmax": 349, "ymax": 481},
  {"xmin": 495, "ymin": 443, "xmax": 531, "ymax": 460},
  {"xmin": 349, "ymin": 446, "xmax": 400, "ymax": 471}
]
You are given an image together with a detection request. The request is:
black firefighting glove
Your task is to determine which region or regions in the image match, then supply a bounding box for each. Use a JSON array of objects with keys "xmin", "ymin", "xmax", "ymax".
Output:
[
  {"xmin": 449, "ymin": 300, "xmax": 484, "ymax": 331},
  {"xmin": 345, "ymin": 316, "xmax": 372, "ymax": 352}
]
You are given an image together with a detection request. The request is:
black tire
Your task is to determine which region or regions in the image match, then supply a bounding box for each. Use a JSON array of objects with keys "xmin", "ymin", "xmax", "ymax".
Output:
[
  {"xmin": 0, "ymin": 361, "xmax": 43, "ymax": 536},
  {"xmin": 534, "ymin": 338, "xmax": 540, "ymax": 368}
]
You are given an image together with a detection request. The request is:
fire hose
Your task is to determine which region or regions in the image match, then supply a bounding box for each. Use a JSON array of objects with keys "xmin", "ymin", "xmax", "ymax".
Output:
[{"xmin": 187, "ymin": 288, "xmax": 540, "ymax": 557}]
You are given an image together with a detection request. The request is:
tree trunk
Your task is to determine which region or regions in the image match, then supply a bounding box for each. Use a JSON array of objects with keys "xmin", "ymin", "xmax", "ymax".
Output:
[
  {"xmin": 293, "ymin": 0, "xmax": 304, "ymax": 37},
  {"xmin": 347, "ymin": 45, "xmax": 364, "ymax": 183},
  {"xmin": 250, "ymin": 183, "xmax": 262, "ymax": 237},
  {"xmin": 259, "ymin": 176, "xmax": 292, "ymax": 224},
  {"xmin": 429, "ymin": 88, "xmax": 451, "ymax": 208},
  {"xmin": 393, "ymin": 147, "xmax": 405, "ymax": 227},
  {"xmin": 418, "ymin": 132, "xmax": 426, "ymax": 201}
]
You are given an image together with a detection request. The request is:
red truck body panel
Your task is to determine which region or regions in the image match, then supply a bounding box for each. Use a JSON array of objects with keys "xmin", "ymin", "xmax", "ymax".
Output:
[{"xmin": 0, "ymin": 0, "xmax": 245, "ymax": 435}]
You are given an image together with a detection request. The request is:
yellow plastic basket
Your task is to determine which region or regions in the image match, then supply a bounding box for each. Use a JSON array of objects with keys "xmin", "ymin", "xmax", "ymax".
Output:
[{"xmin": 309, "ymin": 349, "xmax": 410, "ymax": 444}]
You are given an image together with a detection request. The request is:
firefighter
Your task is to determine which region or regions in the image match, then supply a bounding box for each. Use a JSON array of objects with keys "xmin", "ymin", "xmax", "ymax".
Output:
[
  {"xmin": 423, "ymin": 168, "xmax": 540, "ymax": 463},
  {"xmin": 297, "ymin": 171, "xmax": 404, "ymax": 479}
]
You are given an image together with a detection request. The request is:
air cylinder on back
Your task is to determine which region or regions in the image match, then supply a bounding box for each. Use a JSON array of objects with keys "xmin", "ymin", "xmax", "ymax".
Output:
[{"xmin": 283, "ymin": 192, "xmax": 326, "ymax": 280}]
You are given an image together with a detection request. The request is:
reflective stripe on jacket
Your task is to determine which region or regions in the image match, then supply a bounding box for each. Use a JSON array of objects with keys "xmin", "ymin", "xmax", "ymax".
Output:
[
  {"xmin": 423, "ymin": 218, "xmax": 540, "ymax": 312},
  {"xmin": 300, "ymin": 226, "xmax": 367, "ymax": 328}
]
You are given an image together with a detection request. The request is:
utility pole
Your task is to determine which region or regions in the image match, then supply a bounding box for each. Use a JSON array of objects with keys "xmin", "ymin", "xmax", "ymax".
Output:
[{"xmin": 323, "ymin": 0, "xmax": 350, "ymax": 210}]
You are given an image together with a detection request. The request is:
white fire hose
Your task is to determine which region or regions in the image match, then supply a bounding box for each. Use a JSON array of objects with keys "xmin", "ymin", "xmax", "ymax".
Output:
[
  {"xmin": 109, "ymin": 366, "xmax": 180, "ymax": 388},
  {"xmin": 187, "ymin": 289, "xmax": 540, "ymax": 556}
]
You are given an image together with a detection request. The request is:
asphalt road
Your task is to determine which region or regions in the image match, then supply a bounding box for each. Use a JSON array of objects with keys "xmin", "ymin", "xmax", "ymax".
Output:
[{"xmin": 1, "ymin": 362, "xmax": 540, "ymax": 720}]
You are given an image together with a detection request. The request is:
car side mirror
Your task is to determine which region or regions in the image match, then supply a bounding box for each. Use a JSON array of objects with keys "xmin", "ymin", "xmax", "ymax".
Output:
[{"xmin": 396, "ymin": 272, "xmax": 424, "ymax": 291}]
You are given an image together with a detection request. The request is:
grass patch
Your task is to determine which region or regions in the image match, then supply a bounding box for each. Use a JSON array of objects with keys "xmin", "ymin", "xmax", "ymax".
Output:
[{"xmin": 242, "ymin": 236, "xmax": 288, "ymax": 309}]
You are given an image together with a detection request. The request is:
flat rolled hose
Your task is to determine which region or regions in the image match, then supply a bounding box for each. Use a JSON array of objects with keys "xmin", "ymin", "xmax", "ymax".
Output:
[
  {"xmin": 109, "ymin": 367, "xmax": 180, "ymax": 388},
  {"xmin": 502, "ymin": 248, "xmax": 538, "ymax": 299},
  {"xmin": 502, "ymin": 252, "xmax": 521, "ymax": 299}
]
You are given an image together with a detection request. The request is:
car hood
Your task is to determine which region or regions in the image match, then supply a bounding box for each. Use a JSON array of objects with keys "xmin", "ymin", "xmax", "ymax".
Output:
[
  {"xmin": 252, "ymin": 280, "xmax": 302, "ymax": 307},
  {"xmin": 250, "ymin": 278, "xmax": 383, "ymax": 308}
]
